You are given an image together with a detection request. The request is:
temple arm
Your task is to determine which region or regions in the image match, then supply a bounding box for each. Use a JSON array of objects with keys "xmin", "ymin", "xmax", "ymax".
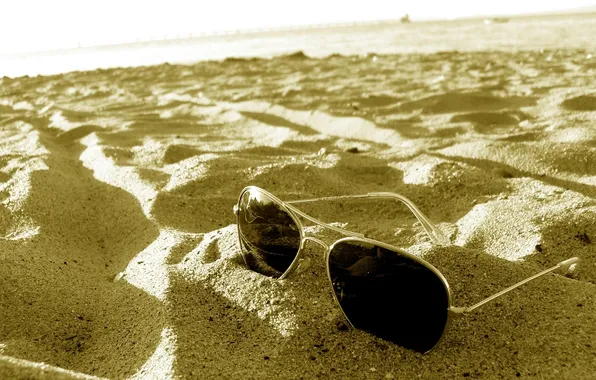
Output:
[
  {"xmin": 233, "ymin": 199, "xmax": 367, "ymax": 238},
  {"xmin": 449, "ymin": 257, "xmax": 580, "ymax": 316},
  {"xmin": 283, "ymin": 203, "xmax": 366, "ymax": 238},
  {"xmin": 285, "ymin": 192, "xmax": 449, "ymax": 245}
]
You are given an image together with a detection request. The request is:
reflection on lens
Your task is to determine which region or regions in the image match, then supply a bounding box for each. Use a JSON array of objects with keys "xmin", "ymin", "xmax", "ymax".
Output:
[
  {"xmin": 328, "ymin": 240, "xmax": 449, "ymax": 353},
  {"xmin": 237, "ymin": 188, "xmax": 301, "ymax": 278}
]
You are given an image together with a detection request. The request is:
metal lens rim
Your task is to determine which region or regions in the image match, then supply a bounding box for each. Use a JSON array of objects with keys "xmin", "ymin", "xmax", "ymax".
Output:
[
  {"xmin": 236, "ymin": 186, "xmax": 305, "ymax": 279},
  {"xmin": 325, "ymin": 236, "xmax": 454, "ymax": 353}
]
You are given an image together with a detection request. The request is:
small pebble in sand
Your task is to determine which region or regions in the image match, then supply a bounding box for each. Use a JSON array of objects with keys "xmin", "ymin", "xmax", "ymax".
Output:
[
  {"xmin": 575, "ymin": 232, "xmax": 591, "ymax": 244},
  {"xmin": 337, "ymin": 322, "xmax": 349, "ymax": 331}
]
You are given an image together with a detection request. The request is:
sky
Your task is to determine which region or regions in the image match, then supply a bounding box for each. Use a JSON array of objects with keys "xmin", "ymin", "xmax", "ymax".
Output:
[{"xmin": 2, "ymin": 0, "xmax": 595, "ymax": 54}]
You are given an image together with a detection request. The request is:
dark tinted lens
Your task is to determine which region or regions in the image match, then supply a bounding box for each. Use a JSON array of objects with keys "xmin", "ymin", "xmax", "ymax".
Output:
[
  {"xmin": 237, "ymin": 189, "xmax": 301, "ymax": 278},
  {"xmin": 328, "ymin": 240, "xmax": 449, "ymax": 352}
]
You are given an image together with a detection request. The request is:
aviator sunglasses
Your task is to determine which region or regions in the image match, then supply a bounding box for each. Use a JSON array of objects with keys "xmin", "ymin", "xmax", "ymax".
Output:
[{"xmin": 233, "ymin": 186, "xmax": 579, "ymax": 353}]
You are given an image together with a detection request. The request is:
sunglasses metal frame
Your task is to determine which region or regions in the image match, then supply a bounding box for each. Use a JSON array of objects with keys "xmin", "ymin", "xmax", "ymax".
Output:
[{"xmin": 234, "ymin": 185, "xmax": 580, "ymax": 352}]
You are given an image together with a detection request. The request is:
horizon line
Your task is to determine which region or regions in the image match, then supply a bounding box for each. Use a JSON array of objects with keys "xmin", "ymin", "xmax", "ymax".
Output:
[{"xmin": 3, "ymin": 7, "xmax": 595, "ymax": 58}]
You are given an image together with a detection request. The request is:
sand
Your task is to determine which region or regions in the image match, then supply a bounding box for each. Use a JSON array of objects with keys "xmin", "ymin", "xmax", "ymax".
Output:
[{"xmin": 1, "ymin": 48, "xmax": 595, "ymax": 379}]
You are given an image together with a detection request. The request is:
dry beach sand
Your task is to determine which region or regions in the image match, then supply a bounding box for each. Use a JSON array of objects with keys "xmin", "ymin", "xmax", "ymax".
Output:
[{"xmin": 1, "ymin": 48, "xmax": 596, "ymax": 379}]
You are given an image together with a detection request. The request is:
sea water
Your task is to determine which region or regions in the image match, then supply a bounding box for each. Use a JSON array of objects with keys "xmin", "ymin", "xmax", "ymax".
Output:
[{"xmin": 1, "ymin": 12, "xmax": 595, "ymax": 78}]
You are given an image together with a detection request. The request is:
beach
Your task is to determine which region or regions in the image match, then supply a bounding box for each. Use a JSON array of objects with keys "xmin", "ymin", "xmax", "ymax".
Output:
[{"xmin": 1, "ymin": 15, "xmax": 596, "ymax": 379}]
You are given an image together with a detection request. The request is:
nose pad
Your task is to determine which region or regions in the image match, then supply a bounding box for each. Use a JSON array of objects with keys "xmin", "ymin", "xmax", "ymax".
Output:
[
  {"xmin": 296, "ymin": 257, "xmax": 312, "ymax": 273},
  {"xmin": 294, "ymin": 237, "xmax": 329, "ymax": 274}
]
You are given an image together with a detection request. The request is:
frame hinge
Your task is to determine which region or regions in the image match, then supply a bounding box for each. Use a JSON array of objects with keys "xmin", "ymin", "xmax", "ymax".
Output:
[{"xmin": 448, "ymin": 306, "xmax": 468, "ymax": 318}]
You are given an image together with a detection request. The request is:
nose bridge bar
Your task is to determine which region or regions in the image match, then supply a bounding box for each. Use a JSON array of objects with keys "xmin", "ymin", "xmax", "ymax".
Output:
[
  {"xmin": 286, "ymin": 192, "xmax": 449, "ymax": 246},
  {"xmin": 302, "ymin": 236, "xmax": 329, "ymax": 251}
]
